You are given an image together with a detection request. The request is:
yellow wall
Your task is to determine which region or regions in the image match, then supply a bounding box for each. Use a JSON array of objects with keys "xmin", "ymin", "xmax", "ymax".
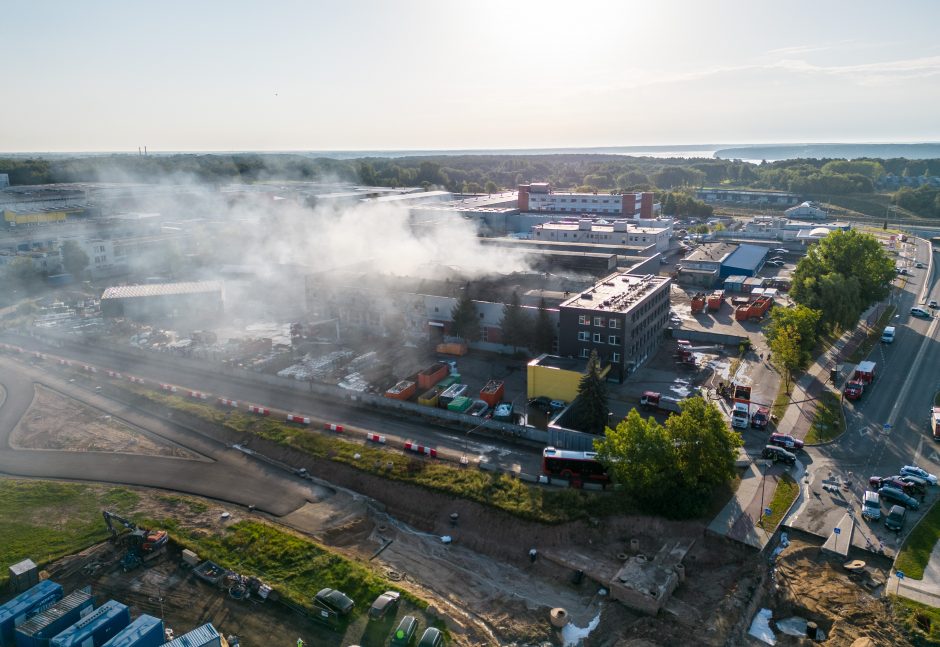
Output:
[
  {"xmin": 527, "ymin": 360, "xmax": 611, "ymax": 403},
  {"xmin": 4, "ymin": 210, "xmax": 68, "ymax": 224}
]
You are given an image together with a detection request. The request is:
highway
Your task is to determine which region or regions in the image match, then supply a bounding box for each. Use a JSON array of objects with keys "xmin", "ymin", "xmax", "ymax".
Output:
[{"xmin": 788, "ymin": 237, "xmax": 940, "ymax": 553}]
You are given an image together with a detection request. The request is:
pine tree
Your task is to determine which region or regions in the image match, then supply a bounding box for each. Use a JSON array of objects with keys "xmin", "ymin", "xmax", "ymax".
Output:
[
  {"xmin": 499, "ymin": 291, "xmax": 531, "ymax": 351},
  {"xmin": 450, "ymin": 291, "xmax": 481, "ymax": 342},
  {"xmin": 533, "ymin": 298, "xmax": 555, "ymax": 355},
  {"xmin": 572, "ymin": 350, "xmax": 610, "ymax": 434}
]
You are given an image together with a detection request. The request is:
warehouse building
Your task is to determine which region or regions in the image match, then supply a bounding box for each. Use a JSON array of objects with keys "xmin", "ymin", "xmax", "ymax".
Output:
[
  {"xmin": 720, "ymin": 243, "xmax": 768, "ymax": 277},
  {"xmin": 530, "ymin": 218, "xmax": 671, "ymax": 252},
  {"xmin": 518, "ymin": 183, "xmax": 657, "ymax": 218},
  {"xmin": 557, "ymin": 272, "xmax": 672, "ymax": 382},
  {"xmin": 695, "ymin": 188, "xmax": 800, "ymax": 206},
  {"xmin": 100, "ymin": 281, "xmax": 223, "ymax": 322}
]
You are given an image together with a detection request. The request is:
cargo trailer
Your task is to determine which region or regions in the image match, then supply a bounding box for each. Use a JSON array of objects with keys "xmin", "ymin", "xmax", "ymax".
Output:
[
  {"xmin": 0, "ymin": 580, "xmax": 64, "ymax": 647},
  {"xmin": 417, "ymin": 363, "xmax": 449, "ymax": 390},
  {"xmin": 159, "ymin": 623, "xmax": 222, "ymax": 647},
  {"xmin": 49, "ymin": 600, "xmax": 129, "ymax": 647},
  {"xmin": 100, "ymin": 615, "xmax": 163, "ymax": 647},
  {"xmin": 15, "ymin": 588, "xmax": 93, "ymax": 647}
]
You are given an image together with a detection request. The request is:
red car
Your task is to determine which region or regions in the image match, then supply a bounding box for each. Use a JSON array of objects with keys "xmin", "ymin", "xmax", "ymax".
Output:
[{"xmin": 869, "ymin": 476, "xmax": 917, "ymax": 495}]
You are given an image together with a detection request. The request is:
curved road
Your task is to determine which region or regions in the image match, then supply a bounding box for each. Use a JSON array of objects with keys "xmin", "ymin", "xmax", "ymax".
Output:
[{"xmin": 0, "ymin": 356, "xmax": 330, "ymax": 516}]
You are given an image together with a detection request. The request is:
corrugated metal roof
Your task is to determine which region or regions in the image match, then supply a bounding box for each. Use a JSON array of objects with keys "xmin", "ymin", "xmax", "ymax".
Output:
[
  {"xmin": 0, "ymin": 580, "xmax": 63, "ymax": 620},
  {"xmin": 100, "ymin": 614, "xmax": 163, "ymax": 647},
  {"xmin": 161, "ymin": 623, "xmax": 221, "ymax": 647},
  {"xmin": 16, "ymin": 588, "xmax": 93, "ymax": 636},
  {"xmin": 101, "ymin": 282, "xmax": 222, "ymax": 300},
  {"xmin": 723, "ymin": 244, "xmax": 768, "ymax": 271}
]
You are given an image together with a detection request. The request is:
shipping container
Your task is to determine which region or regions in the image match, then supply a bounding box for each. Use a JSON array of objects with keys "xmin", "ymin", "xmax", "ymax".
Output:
[
  {"xmin": 438, "ymin": 384, "xmax": 468, "ymax": 408},
  {"xmin": 15, "ymin": 587, "xmax": 94, "ymax": 647},
  {"xmin": 384, "ymin": 380, "xmax": 416, "ymax": 401},
  {"xmin": 417, "ymin": 363, "xmax": 449, "ymax": 390},
  {"xmin": 100, "ymin": 615, "xmax": 163, "ymax": 647},
  {"xmin": 435, "ymin": 375, "xmax": 459, "ymax": 390},
  {"xmin": 7, "ymin": 560, "xmax": 39, "ymax": 594},
  {"xmin": 416, "ymin": 387, "xmax": 441, "ymax": 408},
  {"xmin": 447, "ymin": 396, "xmax": 473, "ymax": 412},
  {"xmin": 0, "ymin": 581, "xmax": 64, "ymax": 647},
  {"xmin": 479, "ymin": 380, "xmax": 505, "ymax": 407},
  {"xmin": 49, "ymin": 600, "xmax": 129, "ymax": 647},
  {"xmin": 159, "ymin": 623, "xmax": 221, "ymax": 647},
  {"xmin": 436, "ymin": 342, "xmax": 467, "ymax": 356}
]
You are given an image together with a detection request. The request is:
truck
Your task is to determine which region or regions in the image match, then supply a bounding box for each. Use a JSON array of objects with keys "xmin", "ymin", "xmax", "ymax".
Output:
[
  {"xmin": 690, "ymin": 293, "xmax": 707, "ymax": 314},
  {"xmin": 731, "ymin": 402, "xmax": 750, "ymax": 429},
  {"xmin": 734, "ymin": 296, "xmax": 773, "ymax": 321},
  {"xmin": 853, "ymin": 361, "xmax": 876, "ymax": 384},
  {"xmin": 707, "ymin": 291, "xmax": 724, "ymax": 312},
  {"xmin": 932, "ymin": 407, "xmax": 940, "ymax": 440},
  {"xmin": 750, "ymin": 406, "xmax": 770, "ymax": 429},
  {"xmin": 639, "ymin": 391, "xmax": 683, "ymax": 414},
  {"xmin": 844, "ymin": 379, "xmax": 865, "ymax": 400}
]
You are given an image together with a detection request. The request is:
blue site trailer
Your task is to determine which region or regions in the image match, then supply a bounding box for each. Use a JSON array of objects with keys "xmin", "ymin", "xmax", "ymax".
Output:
[
  {"xmin": 100, "ymin": 615, "xmax": 164, "ymax": 647},
  {"xmin": 49, "ymin": 600, "xmax": 129, "ymax": 647},
  {"xmin": 0, "ymin": 581, "xmax": 64, "ymax": 647},
  {"xmin": 15, "ymin": 587, "xmax": 94, "ymax": 647},
  {"xmin": 159, "ymin": 623, "xmax": 222, "ymax": 647}
]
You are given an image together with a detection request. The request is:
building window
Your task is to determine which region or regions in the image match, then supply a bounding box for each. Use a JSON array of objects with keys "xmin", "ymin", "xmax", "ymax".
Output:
[
  {"xmin": 580, "ymin": 348, "xmax": 591, "ymax": 358},
  {"xmin": 592, "ymin": 333, "xmax": 601, "ymax": 343},
  {"xmin": 609, "ymin": 319, "xmax": 620, "ymax": 329},
  {"xmin": 608, "ymin": 335, "xmax": 621, "ymax": 345},
  {"xmin": 579, "ymin": 315, "xmax": 589, "ymax": 325},
  {"xmin": 593, "ymin": 317, "xmax": 604, "ymax": 327},
  {"xmin": 481, "ymin": 327, "xmax": 488, "ymax": 341},
  {"xmin": 480, "ymin": 312, "xmax": 485, "ymax": 318},
  {"xmin": 578, "ymin": 331, "xmax": 590, "ymax": 341},
  {"xmin": 611, "ymin": 352, "xmax": 621, "ymax": 363}
]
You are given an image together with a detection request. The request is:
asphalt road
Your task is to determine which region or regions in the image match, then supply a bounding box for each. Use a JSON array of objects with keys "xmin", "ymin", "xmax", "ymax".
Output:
[
  {"xmin": 0, "ymin": 334, "xmax": 544, "ymax": 475},
  {"xmin": 0, "ymin": 357, "xmax": 329, "ymax": 516},
  {"xmin": 788, "ymin": 238, "xmax": 940, "ymax": 552}
]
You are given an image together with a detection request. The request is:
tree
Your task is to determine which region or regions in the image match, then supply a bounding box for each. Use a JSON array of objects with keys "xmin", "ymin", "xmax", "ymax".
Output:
[
  {"xmin": 484, "ymin": 180, "xmax": 498, "ymax": 194},
  {"xmin": 450, "ymin": 290, "xmax": 480, "ymax": 342},
  {"xmin": 59, "ymin": 241, "xmax": 89, "ymax": 279},
  {"xmin": 766, "ymin": 304, "xmax": 820, "ymax": 360},
  {"xmin": 571, "ymin": 350, "xmax": 609, "ymax": 434},
  {"xmin": 498, "ymin": 291, "xmax": 531, "ymax": 352},
  {"xmin": 665, "ymin": 397, "xmax": 742, "ymax": 494},
  {"xmin": 533, "ymin": 298, "xmax": 555, "ymax": 355},
  {"xmin": 768, "ymin": 324, "xmax": 805, "ymax": 392},
  {"xmin": 594, "ymin": 409, "xmax": 674, "ymax": 508}
]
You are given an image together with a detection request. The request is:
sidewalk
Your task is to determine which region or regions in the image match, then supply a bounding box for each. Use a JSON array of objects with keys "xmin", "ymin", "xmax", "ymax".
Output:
[{"xmin": 893, "ymin": 542, "xmax": 940, "ymax": 605}]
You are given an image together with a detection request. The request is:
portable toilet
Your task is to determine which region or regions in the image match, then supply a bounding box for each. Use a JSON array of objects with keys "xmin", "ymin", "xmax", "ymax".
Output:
[
  {"xmin": 0, "ymin": 581, "xmax": 64, "ymax": 647},
  {"xmin": 7, "ymin": 561, "xmax": 39, "ymax": 594},
  {"xmin": 159, "ymin": 623, "xmax": 222, "ymax": 647},
  {"xmin": 15, "ymin": 587, "xmax": 93, "ymax": 647},
  {"xmin": 49, "ymin": 600, "xmax": 129, "ymax": 647},
  {"xmin": 100, "ymin": 615, "xmax": 164, "ymax": 647}
]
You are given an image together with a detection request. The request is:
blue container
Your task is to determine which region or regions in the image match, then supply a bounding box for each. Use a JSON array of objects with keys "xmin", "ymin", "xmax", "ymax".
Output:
[
  {"xmin": 49, "ymin": 601, "xmax": 129, "ymax": 647},
  {"xmin": 100, "ymin": 615, "xmax": 163, "ymax": 647},
  {"xmin": 0, "ymin": 581, "xmax": 64, "ymax": 647},
  {"xmin": 15, "ymin": 588, "xmax": 94, "ymax": 647},
  {"xmin": 160, "ymin": 623, "xmax": 221, "ymax": 647}
]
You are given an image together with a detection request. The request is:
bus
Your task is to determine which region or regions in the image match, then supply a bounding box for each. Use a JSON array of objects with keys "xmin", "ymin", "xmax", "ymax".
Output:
[{"xmin": 541, "ymin": 446, "xmax": 610, "ymax": 487}]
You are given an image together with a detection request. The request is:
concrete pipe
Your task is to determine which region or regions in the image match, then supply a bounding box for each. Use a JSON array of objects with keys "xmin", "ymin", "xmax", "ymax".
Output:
[
  {"xmin": 674, "ymin": 563, "xmax": 686, "ymax": 582},
  {"xmin": 630, "ymin": 538, "xmax": 640, "ymax": 552},
  {"xmin": 550, "ymin": 608, "xmax": 570, "ymax": 628}
]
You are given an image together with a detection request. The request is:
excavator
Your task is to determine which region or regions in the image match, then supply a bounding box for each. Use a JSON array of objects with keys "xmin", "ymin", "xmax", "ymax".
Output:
[{"xmin": 102, "ymin": 511, "xmax": 169, "ymax": 571}]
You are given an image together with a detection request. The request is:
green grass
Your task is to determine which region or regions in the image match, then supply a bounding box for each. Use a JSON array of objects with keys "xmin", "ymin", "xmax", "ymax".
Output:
[
  {"xmin": 758, "ymin": 474, "xmax": 798, "ymax": 530},
  {"xmin": 0, "ymin": 480, "xmax": 138, "ymax": 589},
  {"xmin": 891, "ymin": 595, "xmax": 940, "ymax": 644},
  {"xmin": 770, "ymin": 372, "xmax": 791, "ymax": 424},
  {"xmin": 847, "ymin": 305, "xmax": 896, "ymax": 364},
  {"xmin": 895, "ymin": 501, "xmax": 940, "ymax": 580},
  {"xmin": 137, "ymin": 390, "xmax": 636, "ymax": 524},
  {"xmin": 804, "ymin": 391, "xmax": 845, "ymax": 444},
  {"xmin": 156, "ymin": 494, "xmax": 209, "ymax": 513}
]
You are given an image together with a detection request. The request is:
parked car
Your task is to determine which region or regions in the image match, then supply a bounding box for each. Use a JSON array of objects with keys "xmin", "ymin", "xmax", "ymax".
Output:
[
  {"xmin": 929, "ymin": 300, "xmax": 939, "ymax": 309},
  {"xmin": 869, "ymin": 476, "xmax": 917, "ymax": 495},
  {"xmin": 861, "ymin": 491, "xmax": 881, "ymax": 521},
  {"xmin": 767, "ymin": 260, "xmax": 785, "ymax": 267},
  {"xmin": 911, "ymin": 307, "xmax": 931, "ymax": 319},
  {"xmin": 915, "ymin": 262, "xmax": 925, "ymax": 269},
  {"xmin": 878, "ymin": 486, "xmax": 920, "ymax": 510},
  {"xmin": 390, "ymin": 615, "xmax": 419, "ymax": 646},
  {"xmin": 417, "ymin": 627, "xmax": 444, "ymax": 647},
  {"xmin": 762, "ymin": 445, "xmax": 796, "ymax": 465},
  {"xmin": 885, "ymin": 505, "xmax": 907, "ymax": 532},
  {"xmin": 549, "ymin": 400, "xmax": 567, "ymax": 410},
  {"xmin": 769, "ymin": 433, "xmax": 804, "ymax": 450},
  {"xmin": 315, "ymin": 588, "xmax": 355, "ymax": 616},
  {"xmin": 900, "ymin": 465, "xmax": 938, "ymax": 485},
  {"xmin": 899, "ymin": 474, "xmax": 928, "ymax": 492},
  {"xmin": 772, "ymin": 248, "xmax": 788, "ymax": 254},
  {"xmin": 369, "ymin": 591, "xmax": 401, "ymax": 620}
]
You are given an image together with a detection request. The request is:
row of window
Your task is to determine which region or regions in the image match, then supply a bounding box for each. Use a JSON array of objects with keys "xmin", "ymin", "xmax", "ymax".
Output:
[
  {"xmin": 534, "ymin": 197, "xmax": 616, "ymax": 204},
  {"xmin": 578, "ymin": 315, "xmax": 621, "ymax": 329},
  {"xmin": 577, "ymin": 332, "xmax": 622, "ymax": 345},
  {"xmin": 580, "ymin": 348, "xmax": 621, "ymax": 362}
]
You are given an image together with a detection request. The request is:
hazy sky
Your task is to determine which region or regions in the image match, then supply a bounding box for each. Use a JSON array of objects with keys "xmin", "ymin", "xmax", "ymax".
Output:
[{"xmin": 2, "ymin": 0, "xmax": 939, "ymax": 152}]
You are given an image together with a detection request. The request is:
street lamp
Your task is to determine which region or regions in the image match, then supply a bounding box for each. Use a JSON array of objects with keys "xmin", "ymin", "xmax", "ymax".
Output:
[{"xmin": 758, "ymin": 459, "xmax": 773, "ymax": 527}]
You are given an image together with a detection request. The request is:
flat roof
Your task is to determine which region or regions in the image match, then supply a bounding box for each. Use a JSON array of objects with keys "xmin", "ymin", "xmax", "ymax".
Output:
[
  {"xmin": 559, "ymin": 273, "xmax": 670, "ymax": 313},
  {"xmin": 684, "ymin": 243, "xmax": 738, "ymax": 264},
  {"xmin": 101, "ymin": 281, "xmax": 222, "ymax": 300},
  {"xmin": 724, "ymin": 244, "xmax": 768, "ymax": 270},
  {"xmin": 529, "ymin": 354, "xmax": 587, "ymax": 372}
]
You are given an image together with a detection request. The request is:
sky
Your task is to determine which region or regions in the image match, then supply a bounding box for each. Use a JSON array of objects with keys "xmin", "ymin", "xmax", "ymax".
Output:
[{"xmin": 2, "ymin": 0, "xmax": 940, "ymax": 152}]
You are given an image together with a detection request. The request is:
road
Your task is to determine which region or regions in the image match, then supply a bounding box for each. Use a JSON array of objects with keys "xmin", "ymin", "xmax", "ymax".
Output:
[
  {"xmin": 787, "ymin": 237, "xmax": 940, "ymax": 554},
  {"xmin": 0, "ymin": 333, "xmax": 544, "ymax": 476}
]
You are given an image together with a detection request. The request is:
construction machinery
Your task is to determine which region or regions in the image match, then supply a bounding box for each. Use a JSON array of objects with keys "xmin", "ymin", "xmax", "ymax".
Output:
[
  {"xmin": 690, "ymin": 293, "xmax": 707, "ymax": 314},
  {"xmin": 102, "ymin": 511, "xmax": 168, "ymax": 571}
]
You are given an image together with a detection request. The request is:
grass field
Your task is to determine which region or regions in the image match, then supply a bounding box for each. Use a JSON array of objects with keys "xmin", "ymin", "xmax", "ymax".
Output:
[
  {"xmin": 0, "ymin": 479, "xmax": 139, "ymax": 589},
  {"xmin": 804, "ymin": 391, "xmax": 845, "ymax": 444},
  {"xmin": 759, "ymin": 474, "xmax": 798, "ymax": 530},
  {"xmin": 891, "ymin": 595, "xmax": 940, "ymax": 644},
  {"xmin": 895, "ymin": 501, "xmax": 940, "ymax": 580}
]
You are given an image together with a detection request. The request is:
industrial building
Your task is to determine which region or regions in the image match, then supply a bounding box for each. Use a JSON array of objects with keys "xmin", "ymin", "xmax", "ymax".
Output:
[
  {"xmin": 557, "ymin": 272, "xmax": 672, "ymax": 381},
  {"xmin": 518, "ymin": 183, "xmax": 657, "ymax": 218},
  {"xmin": 526, "ymin": 354, "xmax": 611, "ymax": 402},
  {"xmin": 100, "ymin": 282, "xmax": 223, "ymax": 322},
  {"xmin": 530, "ymin": 218, "xmax": 671, "ymax": 252},
  {"xmin": 695, "ymin": 188, "xmax": 800, "ymax": 206},
  {"xmin": 784, "ymin": 201, "xmax": 829, "ymax": 220},
  {"xmin": 676, "ymin": 243, "xmax": 768, "ymax": 287}
]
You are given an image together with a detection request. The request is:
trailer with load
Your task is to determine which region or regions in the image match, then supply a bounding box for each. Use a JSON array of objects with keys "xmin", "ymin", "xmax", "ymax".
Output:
[{"xmin": 639, "ymin": 391, "xmax": 683, "ymax": 414}]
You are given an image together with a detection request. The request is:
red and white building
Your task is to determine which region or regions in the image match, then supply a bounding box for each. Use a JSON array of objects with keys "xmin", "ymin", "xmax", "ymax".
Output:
[{"xmin": 518, "ymin": 183, "xmax": 656, "ymax": 219}]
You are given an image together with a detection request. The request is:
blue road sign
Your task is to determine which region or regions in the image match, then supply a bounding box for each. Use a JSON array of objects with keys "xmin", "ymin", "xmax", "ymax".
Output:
[
  {"xmin": 897, "ymin": 570, "xmax": 905, "ymax": 580},
  {"xmin": 765, "ymin": 508, "xmax": 772, "ymax": 516},
  {"xmin": 834, "ymin": 527, "xmax": 841, "ymax": 535},
  {"xmin": 884, "ymin": 423, "xmax": 892, "ymax": 431}
]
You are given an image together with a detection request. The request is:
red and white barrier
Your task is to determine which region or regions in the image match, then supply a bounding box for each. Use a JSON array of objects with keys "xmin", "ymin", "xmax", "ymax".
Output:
[
  {"xmin": 160, "ymin": 384, "xmax": 178, "ymax": 393},
  {"xmin": 324, "ymin": 422, "xmax": 344, "ymax": 433},
  {"xmin": 128, "ymin": 376, "xmax": 145, "ymax": 384},
  {"xmin": 82, "ymin": 365, "xmax": 97, "ymax": 373},
  {"xmin": 33, "ymin": 352, "xmax": 45, "ymax": 360},
  {"xmin": 366, "ymin": 433, "xmax": 386, "ymax": 444},
  {"xmin": 188, "ymin": 390, "xmax": 208, "ymax": 400},
  {"xmin": 217, "ymin": 398, "xmax": 239, "ymax": 408},
  {"xmin": 404, "ymin": 441, "xmax": 437, "ymax": 458},
  {"xmin": 107, "ymin": 370, "xmax": 122, "ymax": 378},
  {"xmin": 287, "ymin": 414, "xmax": 311, "ymax": 425},
  {"xmin": 59, "ymin": 359, "xmax": 71, "ymax": 366},
  {"xmin": 247, "ymin": 405, "xmax": 270, "ymax": 416}
]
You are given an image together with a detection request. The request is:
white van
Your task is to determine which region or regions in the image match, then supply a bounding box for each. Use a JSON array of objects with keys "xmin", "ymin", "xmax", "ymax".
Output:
[{"xmin": 881, "ymin": 326, "xmax": 896, "ymax": 343}]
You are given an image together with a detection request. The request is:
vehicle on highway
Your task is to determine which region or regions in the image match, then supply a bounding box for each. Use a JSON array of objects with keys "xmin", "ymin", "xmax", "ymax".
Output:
[
  {"xmin": 910, "ymin": 307, "xmax": 931, "ymax": 318},
  {"xmin": 769, "ymin": 433, "xmax": 804, "ymax": 450},
  {"xmin": 877, "ymin": 486, "xmax": 920, "ymax": 510},
  {"xmin": 542, "ymin": 447, "xmax": 610, "ymax": 487},
  {"xmin": 885, "ymin": 505, "xmax": 907, "ymax": 532},
  {"xmin": 900, "ymin": 465, "xmax": 938, "ymax": 485},
  {"xmin": 369, "ymin": 591, "xmax": 401, "ymax": 620},
  {"xmin": 881, "ymin": 326, "xmax": 896, "ymax": 343},
  {"xmin": 762, "ymin": 445, "xmax": 796, "ymax": 465},
  {"xmin": 315, "ymin": 588, "xmax": 355, "ymax": 617},
  {"xmin": 869, "ymin": 476, "xmax": 917, "ymax": 495},
  {"xmin": 861, "ymin": 491, "xmax": 881, "ymax": 521},
  {"xmin": 418, "ymin": 628, "xmax": 444, "ymax": 647},
  {"xmin": 390, "ymin": 615, "xmax": 419, "ymax": 646}
]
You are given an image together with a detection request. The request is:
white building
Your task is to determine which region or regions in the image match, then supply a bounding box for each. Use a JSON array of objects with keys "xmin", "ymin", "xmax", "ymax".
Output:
[
  {"xmin": 530, "ymin": 219, "xmax": 671, "ymax": 252},
  {"xmin": 518, "ymin": 184, "xmax": 658, "ymax": 218},
  {"xmin": 785, "ymin": 201, "xmax": 829, "ymax": 220}
]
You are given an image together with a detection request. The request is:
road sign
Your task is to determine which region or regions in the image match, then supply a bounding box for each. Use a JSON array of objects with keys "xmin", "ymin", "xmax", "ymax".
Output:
[
  {"xmin": 834, "ymin": 527, "xmax": 841, "ymax": 535},
  {"xmin": 765, "ymin": 508, "xmax": 772, "ymax": 517},
  {"xmin": 883, "ymin": 423, "xmax": 892, "ymax": 431},
  {"xmin": 897, "ymin": 570, "xmax": 905, "ymax": 580}
]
